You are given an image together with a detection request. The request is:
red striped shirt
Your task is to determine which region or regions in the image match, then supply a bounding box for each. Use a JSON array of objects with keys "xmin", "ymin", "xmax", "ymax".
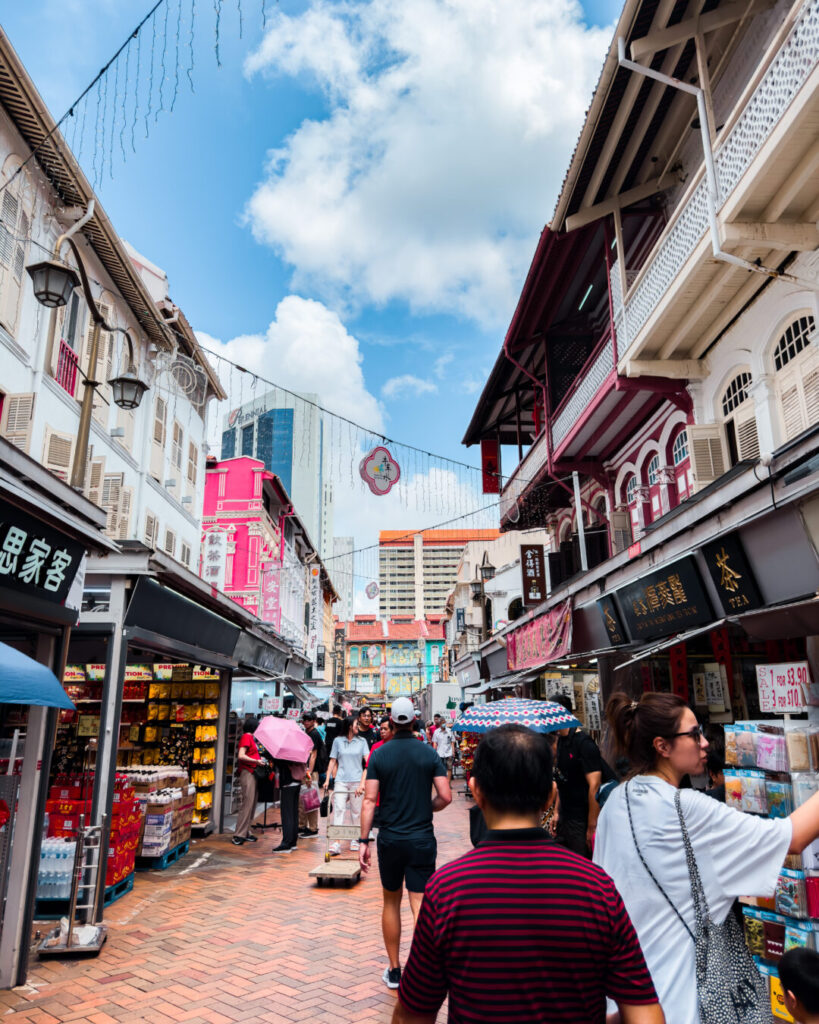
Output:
[{"xmin": 398, "ymin": 829, "xmax": 657, "ymax": 1023}]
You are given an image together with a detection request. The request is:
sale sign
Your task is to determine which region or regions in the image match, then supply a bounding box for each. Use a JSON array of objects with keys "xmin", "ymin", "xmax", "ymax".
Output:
[{"xmin": 756, "ymin": 662, "xmax": 810, "ymax": 713}]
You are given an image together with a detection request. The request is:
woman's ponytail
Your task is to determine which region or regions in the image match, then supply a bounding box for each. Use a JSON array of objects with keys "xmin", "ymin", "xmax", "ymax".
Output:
[{"xmin": 605, "ymin": 691, "xmax": 688, "ymax": 776}]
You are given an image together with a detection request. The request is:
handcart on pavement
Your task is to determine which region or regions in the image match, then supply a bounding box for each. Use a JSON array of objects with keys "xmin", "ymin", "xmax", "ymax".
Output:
[{"xmin": 308, "ymin": 790, "xmax": 365, "ymax": 888}]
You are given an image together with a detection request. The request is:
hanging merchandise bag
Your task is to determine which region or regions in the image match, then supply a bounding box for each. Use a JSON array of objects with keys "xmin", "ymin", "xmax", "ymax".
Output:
[{"xmin": 300, "ymin": 783, "xmax": 321, "ymax": 814}]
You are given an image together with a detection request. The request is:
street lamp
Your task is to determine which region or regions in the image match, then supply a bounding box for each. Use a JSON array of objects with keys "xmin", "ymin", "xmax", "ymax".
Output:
[
  {"xmin": 26, "ymin": 205, "xmax": 150, "ymax": 490},
  {"xmin": 471, "ymin": 553, "xmax": 496, "ymax": 642}
]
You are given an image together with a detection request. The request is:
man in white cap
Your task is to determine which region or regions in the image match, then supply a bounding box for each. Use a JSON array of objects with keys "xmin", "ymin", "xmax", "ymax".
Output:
[{"xmin": 359, "ymin": 696, "xmax": 452, "ymax": 991}]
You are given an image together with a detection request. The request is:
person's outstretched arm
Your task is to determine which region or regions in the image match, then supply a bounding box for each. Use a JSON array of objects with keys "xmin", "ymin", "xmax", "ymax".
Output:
[{"xmin": 617, "ymin": 1003, "xmax": 665, "ymax": 1024}]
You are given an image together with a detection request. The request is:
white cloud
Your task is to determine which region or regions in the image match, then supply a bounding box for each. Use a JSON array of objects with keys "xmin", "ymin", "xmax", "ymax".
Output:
[
  {"xmin": 243, "ymin": 0, "xmax": 611, "ymax": 327},
  {"xmin": 381, "ymin": 374, "xmax": 437, "ymax": 399},
  {"xmin": 197, "ymin": 294, "xmax": 384, "ymax": 446},
  {"xmin": 434, "ymin": 352, "xmax": 454, "ymax": 379}
]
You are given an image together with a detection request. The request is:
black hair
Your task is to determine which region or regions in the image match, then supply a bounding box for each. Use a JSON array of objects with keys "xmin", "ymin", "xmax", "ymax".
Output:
[
  {"xmin": 243, "ymin": 715, "xmax": 259, "ymax": 733},
  {"xmin": 332, "ymin": 704, "xmax": 343, "ymax": 716},
  {"xmin": 340, "ymin": 715, "xmax": 357, "ymax": 739},
  {"xmin": 550, "ymin": 693, "xmax": 573, "ymax": 714},
  {"xmin": 779, "ymin": 948, "xmax": 819, "ymax": 1013},
  {"xmin": 705, "ymin": 726, "xmax": 725, "ymax": 778},
  {"xmin": 411, "ymin": 718, "xmax": 421, "ymax": 733},
  {"xmin": 302, "ymin": 711, "xmax": 317, "ymax": 721},
  {"xmin": 472, "ymin": 724, "xmax": 553, "ymax": 815},
  {"xmin": 379, "ymin": 715, "xmax": 391, "ymax": 726}
]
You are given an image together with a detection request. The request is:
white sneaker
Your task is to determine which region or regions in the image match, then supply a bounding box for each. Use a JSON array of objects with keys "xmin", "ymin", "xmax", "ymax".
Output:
[
  {"xmin": 329, "ymin": 841, "xmax": 342, "ymax": 856},
  {"xmin": 350, "ymin": 840, "xmax": 360, "ymax": 851}
]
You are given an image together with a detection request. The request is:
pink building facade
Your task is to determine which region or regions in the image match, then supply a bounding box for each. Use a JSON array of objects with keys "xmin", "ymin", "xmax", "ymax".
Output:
[{"xmin": 200, "ymin": 456, "xmax": 286, "ymax": 627}]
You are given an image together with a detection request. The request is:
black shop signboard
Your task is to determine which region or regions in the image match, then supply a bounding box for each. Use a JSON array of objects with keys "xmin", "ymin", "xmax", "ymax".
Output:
[
  {"xmin": 617, "ymin": 555, "xmax": 713, "ymax": 641},
  {"xmin": 597, "ymin": 595, "xmax": 628, "ymax": 646},
  {"xmin": 0, "ymin": 497, "xmax": 85, "ymax": 605},
  {"xmin": 701, "ymin": 532, "xmax": 763, "ymax": 614}
]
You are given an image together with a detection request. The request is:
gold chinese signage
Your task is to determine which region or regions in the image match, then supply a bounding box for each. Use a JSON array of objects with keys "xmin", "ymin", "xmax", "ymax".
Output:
[
  {"xmin": 617, "ymin": 556, "xmax": 714, "ymax": 641},
  {"xmin": 701, "ymin": 532, "xmax": 763, "ymax": 614}
]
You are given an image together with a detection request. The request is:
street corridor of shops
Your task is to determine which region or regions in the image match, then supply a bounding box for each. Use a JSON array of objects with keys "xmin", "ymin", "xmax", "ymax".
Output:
[{"xmin": 2, "ymin": 797, "xmax": 471, "ymax": 1024}]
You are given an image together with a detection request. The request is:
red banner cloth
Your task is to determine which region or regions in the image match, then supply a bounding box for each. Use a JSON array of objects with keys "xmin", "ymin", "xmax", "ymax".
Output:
[{"xmin": 507, "ymin": 600, "xmax": 572, "ymax": 672}]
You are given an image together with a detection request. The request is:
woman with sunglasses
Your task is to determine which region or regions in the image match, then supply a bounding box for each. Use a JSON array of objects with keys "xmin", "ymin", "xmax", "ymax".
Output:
[{"xmin": 594, "ymin": 692, "xmax": 819, "ymax": 1024}]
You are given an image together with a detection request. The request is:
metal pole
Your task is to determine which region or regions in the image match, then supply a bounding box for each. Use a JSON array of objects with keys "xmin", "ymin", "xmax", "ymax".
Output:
[
  {"xmin": 573, "ymin": 472, "xmax": 588, "ymax": 572},
  {"xmin": 65, "ymin": 814, "xmax": 86, "ymax": 950},
  {"xmin": 69, "ymin": 319, "xmax": 101, "ymax": 490}
]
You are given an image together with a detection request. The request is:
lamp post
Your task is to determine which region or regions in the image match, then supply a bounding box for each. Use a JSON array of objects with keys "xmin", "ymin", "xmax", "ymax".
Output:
[
  {"xmin": 26, "ymin": 221, "xmax": 149, "ymax": 491},
  {"xmin": 471, "ymin": 552, "xmax": 496, "ymax": 642}
]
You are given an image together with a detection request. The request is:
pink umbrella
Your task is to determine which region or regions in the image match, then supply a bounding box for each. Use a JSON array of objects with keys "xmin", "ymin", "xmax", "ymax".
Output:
[{"xmin": 254, "ymin": 716, "xmax": 314, "ymax": 763}]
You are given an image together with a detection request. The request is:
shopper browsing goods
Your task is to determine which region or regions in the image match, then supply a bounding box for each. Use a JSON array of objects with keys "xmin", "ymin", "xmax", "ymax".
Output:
[
  {"xmin": 233, "ymin": 715, "xmax": 264, "ymax": 846},
  {"xmin": 323, "ymin": 715, "xmax": 369, "ymax": 855},
  {"xmin": 594, "ymin": 692, "xmax": 819, "ymax": 1024}
]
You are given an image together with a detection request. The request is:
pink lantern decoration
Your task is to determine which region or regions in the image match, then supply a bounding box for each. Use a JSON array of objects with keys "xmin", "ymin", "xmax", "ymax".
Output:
[{"xmin": 359, "ymin": 446, "xmax": 401, "ymax": 496}]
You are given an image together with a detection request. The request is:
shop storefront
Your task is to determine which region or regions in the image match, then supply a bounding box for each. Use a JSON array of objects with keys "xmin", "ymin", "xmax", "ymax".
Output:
[{"xmin": 0, "ymin": 440, "xmax": 114, "ymax": 988}]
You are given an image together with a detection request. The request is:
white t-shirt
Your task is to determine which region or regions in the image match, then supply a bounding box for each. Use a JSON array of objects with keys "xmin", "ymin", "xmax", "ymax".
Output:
[
  {"xmin": 594, "ymin": 775, "xmax": 791, "ymax": 1024},
  {"xmin": 433, "ymin": 727, "xmax": 453, "ymax": 758}
]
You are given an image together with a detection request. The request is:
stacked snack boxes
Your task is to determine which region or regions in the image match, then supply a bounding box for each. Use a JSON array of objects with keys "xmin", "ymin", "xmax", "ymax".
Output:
[
  {"xmin": 45, "ymin": 773, "xmax": 140, "ymax": 886},
  {"xmin": 732, "ymin": 719, "xmax": 819, "ymax": 1020},
  {"xmin": 121, "ymin": 766, "xmax": 192, "ymax": 857}
]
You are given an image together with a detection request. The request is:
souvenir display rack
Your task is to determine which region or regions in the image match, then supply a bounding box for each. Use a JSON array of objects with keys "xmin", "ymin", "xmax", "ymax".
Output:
[{"xmin": 730, "ymin": 718, "xmax": 819, "ymax": 1020}]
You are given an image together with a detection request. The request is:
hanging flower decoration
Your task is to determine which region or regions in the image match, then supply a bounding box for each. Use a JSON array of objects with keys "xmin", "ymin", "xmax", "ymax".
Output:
[
  {"xmin": 359, "ymin": 446, "xmax": 401, "ymax": 496},
  {"xmin": 365, "ymin": 582, "xmax": 379, "ymax": 599}
]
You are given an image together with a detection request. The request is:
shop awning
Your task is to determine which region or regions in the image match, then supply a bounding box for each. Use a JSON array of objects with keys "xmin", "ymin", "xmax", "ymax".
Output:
[
  {"xmin": 466, "ymin": 669, "xmax": 538, "ymax": 693},
  {"xmin": 614, "ymin": 620, "xmax": 727, "ymax": 671},
  {"xmin": 284, "ymin": 680, "xmax": 332, "ymax": 707},
  {"xmin": 733, "ymin": 597, "xmax": 819, "ymax": 640},
  {"xmin": 0, "ymin": 641, "xmax": 75, "ymax": 709}
]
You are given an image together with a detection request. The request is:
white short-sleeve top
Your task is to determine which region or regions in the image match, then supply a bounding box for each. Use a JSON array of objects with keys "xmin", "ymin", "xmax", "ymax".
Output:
[{"xmin": 594, "ymin": 775, "xmax": 791, "ymax": 1024}]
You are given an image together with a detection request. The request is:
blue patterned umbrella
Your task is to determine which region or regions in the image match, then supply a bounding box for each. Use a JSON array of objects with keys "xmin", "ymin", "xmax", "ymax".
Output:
[{"xmin": 453, "ymin": 697, "xmax": 580, "ymax": 734}]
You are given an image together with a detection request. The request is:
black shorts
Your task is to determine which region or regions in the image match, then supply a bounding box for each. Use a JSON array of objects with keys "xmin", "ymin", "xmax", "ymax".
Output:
[{"xmin": 376, "ymin": 833, "xmax": 437, "ymax": 893}]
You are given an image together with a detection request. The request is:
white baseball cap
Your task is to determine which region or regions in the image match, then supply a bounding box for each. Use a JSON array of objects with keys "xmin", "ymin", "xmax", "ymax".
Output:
[{"xmin": 390, "ymin": 697, "xmax": 415, "ymax": 724}]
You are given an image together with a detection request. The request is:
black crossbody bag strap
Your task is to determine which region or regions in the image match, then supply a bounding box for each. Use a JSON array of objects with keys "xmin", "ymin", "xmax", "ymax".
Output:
[{"xmin": 625, "ymin": 781, "xmax": 696, "ymax": 943}]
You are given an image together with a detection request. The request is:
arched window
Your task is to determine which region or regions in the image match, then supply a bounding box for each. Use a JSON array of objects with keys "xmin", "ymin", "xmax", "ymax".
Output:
[
  {"xmin": 672, "ymin": 429, "xmax": 692, "ymax": 502},
  {"xmin": 625, "ymin": 474, "xmax": 640, "ymax": 538},
  {"xmin": 361, "ymin": 646, "xmax": 370, "ymax": 667},
  {"xmin": 646, "ymin": 454, "xmax": 662, "ymax": 521},
  {"xmin": 349, "ymin": 646, "xmax": 359, "ymax": 667},
  {"xmin": 774, "ymin": 315, "xmax": 819, "ymax": 441},
  {"xmin": 625, "ymin": 475, "xmax": 637, "ymax": 505},
  {"xmin": 721, "ymin": 371, "xmax": 759, "ymax": 464}
]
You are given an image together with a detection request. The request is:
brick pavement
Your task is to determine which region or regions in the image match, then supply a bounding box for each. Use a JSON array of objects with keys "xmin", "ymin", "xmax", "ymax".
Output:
[{"xmin": 2, "ymin": 789, "xmax": 473, "ymax": 1024}]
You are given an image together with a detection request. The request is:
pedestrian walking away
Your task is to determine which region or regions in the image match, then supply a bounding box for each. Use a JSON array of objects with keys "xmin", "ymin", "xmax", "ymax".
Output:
[
  {"xmin": 324, "ymin": 715, "xmax": 369, "ymax": 855},
  {"xmin": 359, "ymin": 696, "xmax": 451, "ymax": 992},
  {"xmin": 272, "ymin": 755, "xmax": 306, "ymax": 853},
  {"xmin": 232, "ymin": 715, "xmax": 265, "ymax": 845},
  {"xmin": 394, "ymin": 724, "xmax": 663, "ymax": 1024},
  {"xmin": 551, "ymin": 692, "xmax": 609, "ymax": 857},
  {"xmin": 595, "ymin": 692, "xmax": 819, "ymax": 1024},
  {"xmin": 778, "ymin": 948, "xmax": 819, "ymax": 1023}
]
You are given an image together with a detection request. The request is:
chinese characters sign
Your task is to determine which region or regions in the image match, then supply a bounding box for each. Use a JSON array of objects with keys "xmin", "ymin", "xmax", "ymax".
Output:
[
  {"xmin": 0, "ymin": 499, "xmax": 84, "ymax": 605},
  {"xmin": 201, "ymin": 530, "xmax": 227, "ymax": 592},
  {"xmin": 617, "ymin": 556, "xmax": 713, "ymax": 641},
  {"xmin": 507, "ymin": 600, "xmax": 572, "ymax": 671},
  {"xmin": 260, "ymin": 561, "xmax": 281, "ymax": 630},
  {"xmin": 359, "ymin": 446, "xmax": 401, "ymax": 496},
  {"xmin": 481, "ymin": 439, "xmax": 500, "ymax": 495},
  {"xmin": 520, "ymin": 544, "xmax": 546, "ymax": 606},
  {"xmin": 307, "ymin": 565, "xmax": 321, "ymax": 664},
  {"xmin": 597, "ymin": 595, "xmax": 628, "ymax": 646},
  {"xmin": 756, "ymin": 662, "xmax": 809, "ymax": 713},
  {"xmin": 701, "ymin": 533, "xmax": 763, "ymax": 613}
]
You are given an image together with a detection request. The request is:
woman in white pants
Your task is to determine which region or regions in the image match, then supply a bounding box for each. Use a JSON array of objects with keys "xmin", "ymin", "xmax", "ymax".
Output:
[{"xmin": 324, "ymin": 715, "xmax": 369, "ymax": 854}]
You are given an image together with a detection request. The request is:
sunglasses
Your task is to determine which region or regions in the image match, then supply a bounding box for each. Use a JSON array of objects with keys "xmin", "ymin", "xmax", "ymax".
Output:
[{"xmin": 665, "ymin": 724, "xmax": 706, "ymax": 742}]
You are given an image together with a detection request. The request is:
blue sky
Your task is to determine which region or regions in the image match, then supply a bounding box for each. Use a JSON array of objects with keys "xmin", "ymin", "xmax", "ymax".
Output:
[{"xmin": 3, "ymin": 0, "xmax": 619, "ymax": 585}]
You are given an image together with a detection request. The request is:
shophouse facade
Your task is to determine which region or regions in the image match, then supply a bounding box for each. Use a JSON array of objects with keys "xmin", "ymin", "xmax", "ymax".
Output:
[
  {"xmin": 463, "ymin": 0, "xmax": 819, "ymax": 724},
  {"xmin": 344, "ymin": 615, "xmax": 387, "ymax": 697}
]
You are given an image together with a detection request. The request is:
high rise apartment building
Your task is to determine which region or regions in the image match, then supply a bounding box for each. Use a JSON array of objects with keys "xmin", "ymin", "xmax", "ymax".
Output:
[
  {"xmin": 220, "ymin": 391, "xmax": 333, "ymax": 558},
  {"xmin": 379, "ymin": 530, "xmax": 500, "ymax": 619}
]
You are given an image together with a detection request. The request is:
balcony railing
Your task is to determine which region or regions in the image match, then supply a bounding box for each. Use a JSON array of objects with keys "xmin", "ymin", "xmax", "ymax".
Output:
[
  {"xmin": 500, "ymin": 427, "xmax": 550, "ymax": 521},
  {"xmin": 612, "ymin": 0, "xmax": 819, "ymax": 354},
  {"xmin": 55, "ymin": 338, "xmax": 80, "ymax": 398},
  {"xmin": 551, "ymin": 334, "xmax": 615, "ymax": 447}
]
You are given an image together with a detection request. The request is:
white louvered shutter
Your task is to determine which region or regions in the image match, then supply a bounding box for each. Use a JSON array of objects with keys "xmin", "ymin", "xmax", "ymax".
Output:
[
  {"xmin": 117, "ymin": 486, "xmax": 133, "ymax": 540},
  {"xmin": 611, "ymin": 510, "xmax": 632, "ymax": 553},
  {"xmin": 101, "ymin": 473, "xmax": 123, "ymax": 536},
  {"xmin": 116, "ymin": 408, "xmax": 135, "ymax": 452},
  {"xmin": 802, "ymin": 352, "xmax": 819, "ymax": 430},
  {"xmin": 0, "ymin": 393, "xmax": 34, "ymax": 451},
  {"xmin": 85, "ymin": 456, "xmax": 105, "ymax": 506},
  {"xmin": 778, "ymin": 366, "xmax": 805, "ymax": 442},
  {"xmin": 688, "ymin": 425, "xmax": 727, "ymax": 492},
  {"xmin": 150, "ymin": 397, "xmax": 167, "ymax": 480},
  {"xmin": 734, "ymin": 404, "xmax": 760, "ymax": 462},
  {"xmin": 0, "ymin": 191, "xmax": 26, "ymax": 336},
  {"xmin": 42, "ymin": 428, "xmax": 75, "ymax": 482},
  {"xmin": 144, "ymin": 512, "xmax": 158, "ymax": 547},
  {"xmin": 91, "ymin": 305, "xmax": 113, "ymax": 426}
]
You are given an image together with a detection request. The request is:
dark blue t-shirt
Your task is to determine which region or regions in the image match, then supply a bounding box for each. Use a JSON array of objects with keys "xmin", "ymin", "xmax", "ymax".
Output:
[{"xmin": 367, "ymin": 731, "xmax": 446, "ymax": 839}]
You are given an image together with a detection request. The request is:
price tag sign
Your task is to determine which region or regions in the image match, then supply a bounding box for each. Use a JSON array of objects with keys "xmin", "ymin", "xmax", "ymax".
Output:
[
  {"xmin": 285, "ymin": 708, "xmax": 300, "ymax": 719},
  {"xmin": 262, "ymin": 697, "xmax": 281, "ymax": 712},
  {"xmin": 756, "ymin": 662, "xmax": 809, "ymax": 713}
]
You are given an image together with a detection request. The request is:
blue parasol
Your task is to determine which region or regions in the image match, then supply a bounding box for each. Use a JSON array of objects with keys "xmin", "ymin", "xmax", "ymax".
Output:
[
  {"xmin": 0, "ymin": 641, "xmax": 76, "ymax": 710},
  {"xmin": 453, "ymin": 697, "xmax": 580, "ymax": 734}
]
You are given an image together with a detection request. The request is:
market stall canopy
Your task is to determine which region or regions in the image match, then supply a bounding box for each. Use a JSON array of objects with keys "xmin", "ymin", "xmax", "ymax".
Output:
[
  {"xmin": 453, "ymin": 697, "xmax": 580, "ymax": 734},
  {"xmin": 466, "ymin": 669, "xmax": 539, "ymax": 693},
  {"xmin": 614, "ymin": 621, "xmax": 728, "ymax": 671},
  {"xmin": 0, "ymin": 641, "xmax": 75, "ymax": 709}
]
